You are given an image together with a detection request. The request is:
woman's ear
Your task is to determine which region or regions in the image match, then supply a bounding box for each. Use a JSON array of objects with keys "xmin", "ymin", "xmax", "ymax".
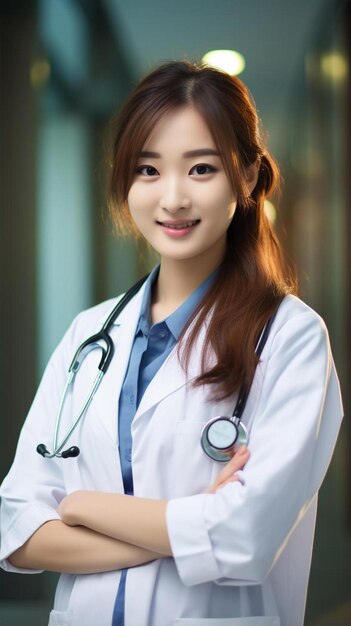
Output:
[{"xmin": 245, "ymin": 159, "xmax": 260, "ymax": 195}]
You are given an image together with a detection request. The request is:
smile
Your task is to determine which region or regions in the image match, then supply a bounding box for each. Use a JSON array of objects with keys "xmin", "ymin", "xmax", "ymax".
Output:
[{"xmin": 156, "ymin": 220, "xmax": 200, "ymax": 230}]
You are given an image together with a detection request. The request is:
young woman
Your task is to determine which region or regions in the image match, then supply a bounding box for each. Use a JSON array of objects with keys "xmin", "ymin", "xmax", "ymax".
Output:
[{"xmin": 0, "ymin": 61, "xmax": 343, "ymax": 626}]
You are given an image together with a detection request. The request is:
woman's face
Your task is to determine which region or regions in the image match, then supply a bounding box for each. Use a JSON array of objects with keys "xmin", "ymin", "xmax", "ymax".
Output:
[{"xmin": 127, "ymin": 106, "xmax": 237, "ymax": 266}]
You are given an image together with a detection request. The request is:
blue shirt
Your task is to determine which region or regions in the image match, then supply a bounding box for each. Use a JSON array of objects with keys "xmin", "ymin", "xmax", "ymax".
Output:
[{"xmin": 112, "ymin": 265, "xmax": 214, "ymax": 626}]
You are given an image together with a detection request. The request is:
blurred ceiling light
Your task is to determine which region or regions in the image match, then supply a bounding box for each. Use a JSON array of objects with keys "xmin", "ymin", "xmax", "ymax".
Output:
[
  {"xmin": 320, "ymin": 52, "xmax": 348, "ymax": 82},
  {"xmin": 30, "ymin": 60, "xmax": 51, "ymax": 88},
  {"xmin": 202, "ymin": 50, "xmax": 245, "ymax": 76},
  {"xmin": 264, "ymin": 200, "xmax": 277, "ymax": 225}
]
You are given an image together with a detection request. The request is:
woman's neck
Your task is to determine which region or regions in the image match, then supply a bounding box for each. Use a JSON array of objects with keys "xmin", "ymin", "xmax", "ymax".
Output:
[{"xmin": 150, "ymin": 254, "xmax": 222, "ymax": 323}]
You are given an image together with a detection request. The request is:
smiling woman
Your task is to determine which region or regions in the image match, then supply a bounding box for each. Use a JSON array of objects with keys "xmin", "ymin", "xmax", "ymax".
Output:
[
  {"xmin": 0, "ymin": 60, "xmax": 343, "ymax": 626},
  {"xmin": 108, "ymin": 62, "xmax": 290, "ymax": 397}
]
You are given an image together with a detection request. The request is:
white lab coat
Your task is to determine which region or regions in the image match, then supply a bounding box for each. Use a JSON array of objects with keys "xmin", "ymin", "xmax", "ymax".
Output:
[{"xmin": 0, "ymin": 283, "xmax": 343, "ymax": 626}]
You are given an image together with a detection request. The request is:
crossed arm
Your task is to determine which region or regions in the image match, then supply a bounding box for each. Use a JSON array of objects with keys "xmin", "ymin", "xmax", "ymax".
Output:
[{"xmin": 9, "ymin": 447, "xmax": 249, "ymax": 574}]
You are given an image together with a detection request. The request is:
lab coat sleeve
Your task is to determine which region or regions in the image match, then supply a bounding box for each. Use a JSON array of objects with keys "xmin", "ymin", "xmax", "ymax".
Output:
[
  {"xmin": 166, "ymin": 308, "xmax": 343, "ymax": 586},
  {"xmin": 0, "ymin": 313, "xmax": 84, "ymax": 573}
]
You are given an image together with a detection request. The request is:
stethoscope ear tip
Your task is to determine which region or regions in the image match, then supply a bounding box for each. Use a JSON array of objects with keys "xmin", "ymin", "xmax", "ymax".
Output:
[
  {"xmin": 36, "ymin": 443, "xmax": 80, "ymax": 458},
  {"xmin": 61, "ymin": 446, "xmax": 80, "ymax": 458},
  {"xmin": 36, "ymin": 443, "xmax": 49, "ymax": 457}
]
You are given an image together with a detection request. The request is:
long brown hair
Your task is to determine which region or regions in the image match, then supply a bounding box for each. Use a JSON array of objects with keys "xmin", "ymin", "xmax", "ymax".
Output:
[{"xmin": 107, "ymin": 61, "xmax": 298, "ymax": 400}]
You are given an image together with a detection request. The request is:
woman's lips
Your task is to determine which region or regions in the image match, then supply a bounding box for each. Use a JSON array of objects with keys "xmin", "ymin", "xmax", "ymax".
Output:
[{"xmin": 157, "ymin": 219, "xmax": 200, "ymax": 238}]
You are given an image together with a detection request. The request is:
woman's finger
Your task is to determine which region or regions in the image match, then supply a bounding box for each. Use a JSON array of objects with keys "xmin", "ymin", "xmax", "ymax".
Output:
[
  {"xmin": 206, "ymin": 447, "xmax": 250, "ymax": 494},
  {"xmin": 215, "ymin": 447, "xmax": 250, "ymax": 483}
]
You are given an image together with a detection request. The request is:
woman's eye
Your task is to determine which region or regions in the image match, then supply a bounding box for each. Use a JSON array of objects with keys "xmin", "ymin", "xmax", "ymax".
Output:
[
  {"xmin": 190, "ymin": 164, "xmax": 216, "ymax": 175},
  {"xmin": 136, "ymin": 165, "xmax": 159, "ymax": 176}
]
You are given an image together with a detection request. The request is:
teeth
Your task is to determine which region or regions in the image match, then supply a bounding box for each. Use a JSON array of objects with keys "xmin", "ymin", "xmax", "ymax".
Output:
[{"xmin": 161, "ymin": 221, "xmax": 198, "ymax": 229}]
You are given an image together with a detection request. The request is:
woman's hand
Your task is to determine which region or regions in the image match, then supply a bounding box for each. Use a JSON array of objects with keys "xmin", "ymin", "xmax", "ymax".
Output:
[{"xmin": 206, "ymin": 445, "xmax": 250, "ymax": 493}]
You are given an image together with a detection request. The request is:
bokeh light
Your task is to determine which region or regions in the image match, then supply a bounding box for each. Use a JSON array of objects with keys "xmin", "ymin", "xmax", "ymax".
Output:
[{"xmin": 202, "ymin": 50, "xmax": 246, "ymax": 76}]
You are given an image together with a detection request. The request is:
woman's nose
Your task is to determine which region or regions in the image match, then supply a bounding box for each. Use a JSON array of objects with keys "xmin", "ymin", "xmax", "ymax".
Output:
[{"xmin": 159, "ymin": 177, "xmax": 191, "ymax": 213}]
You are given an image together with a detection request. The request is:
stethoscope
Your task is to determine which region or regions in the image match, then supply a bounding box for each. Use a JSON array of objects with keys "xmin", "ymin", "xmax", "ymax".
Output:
[
  {"xmin": 200, "ymin": 314, "xmax": 276, "ymax": 461},
  {"xmin": 36, "ymin": 276, "xmax": 276, "ymax": 462}
]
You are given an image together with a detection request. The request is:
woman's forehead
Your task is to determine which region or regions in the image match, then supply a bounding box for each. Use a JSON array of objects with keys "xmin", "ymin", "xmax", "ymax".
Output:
[{"xmin": 141, "ymin": 106, "xmax": 216, "ymax": 153}]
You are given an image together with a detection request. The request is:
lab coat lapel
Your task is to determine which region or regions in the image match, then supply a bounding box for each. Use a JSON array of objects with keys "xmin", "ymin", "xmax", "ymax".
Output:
[
  {"xmin": 88, "ymin": 284, "xmax": 146, "ymax": 445},
  {"xmin": 133, "ymin": 317, "xmax": 213, "ymax": 421}
]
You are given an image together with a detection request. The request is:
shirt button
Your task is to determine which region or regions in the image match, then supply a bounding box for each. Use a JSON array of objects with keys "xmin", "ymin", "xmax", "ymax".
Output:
[
  {"xmin": 127, "ymin": 452, "xmax": 132, "ymax": 462},
  {"xmin": 159, "ymin": 329, "xmax": 167, "ymax": 339},
  {"xmin": 130, "ymin": 394, "xmax": 135, "ymax": 404}
]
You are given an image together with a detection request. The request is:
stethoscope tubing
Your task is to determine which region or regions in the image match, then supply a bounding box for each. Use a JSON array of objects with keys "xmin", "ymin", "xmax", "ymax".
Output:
[
  {"xmin": 47, "ymin": 370, "xmax": 104, "ymax": 459},
  {"xmin": 231, "ymin": 311, "xmax": 278, "ymax": 420},
  {"xmin": 37, "ymin": 275, "xmax": 149, "ymax": 458}
]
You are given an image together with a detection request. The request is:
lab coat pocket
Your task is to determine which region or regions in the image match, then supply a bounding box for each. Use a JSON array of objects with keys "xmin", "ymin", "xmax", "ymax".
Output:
[
  {"xmin": 174, "ymin": 618, "xmax": 280, "ymax": 626},
  {"xmin": 48, "ymin": 610, "xmax": 72, "ymax": 626}
]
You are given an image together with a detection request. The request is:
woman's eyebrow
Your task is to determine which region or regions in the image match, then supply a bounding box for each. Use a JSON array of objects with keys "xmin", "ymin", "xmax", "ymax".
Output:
[{"xmin": 138, "ymin": 148, "xmax": 222, "ymax": 158}]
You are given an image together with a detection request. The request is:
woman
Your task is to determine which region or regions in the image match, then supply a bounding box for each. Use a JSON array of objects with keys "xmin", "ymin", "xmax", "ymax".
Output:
[{"xmin": 0, "ymin": 61, "xmax": 343, "ymax": 626}]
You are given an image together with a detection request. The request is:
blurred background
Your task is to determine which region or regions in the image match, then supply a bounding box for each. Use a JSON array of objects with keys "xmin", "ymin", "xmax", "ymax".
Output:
[{"xmin": 0, "ymin": 0, "xmax": 350, "ymax": 624}]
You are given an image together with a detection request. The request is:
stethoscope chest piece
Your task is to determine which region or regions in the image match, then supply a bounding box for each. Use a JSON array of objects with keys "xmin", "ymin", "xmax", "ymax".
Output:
[{"xmin": 201, "ymin": 416, "xmax": 248, "ymax": 462}]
